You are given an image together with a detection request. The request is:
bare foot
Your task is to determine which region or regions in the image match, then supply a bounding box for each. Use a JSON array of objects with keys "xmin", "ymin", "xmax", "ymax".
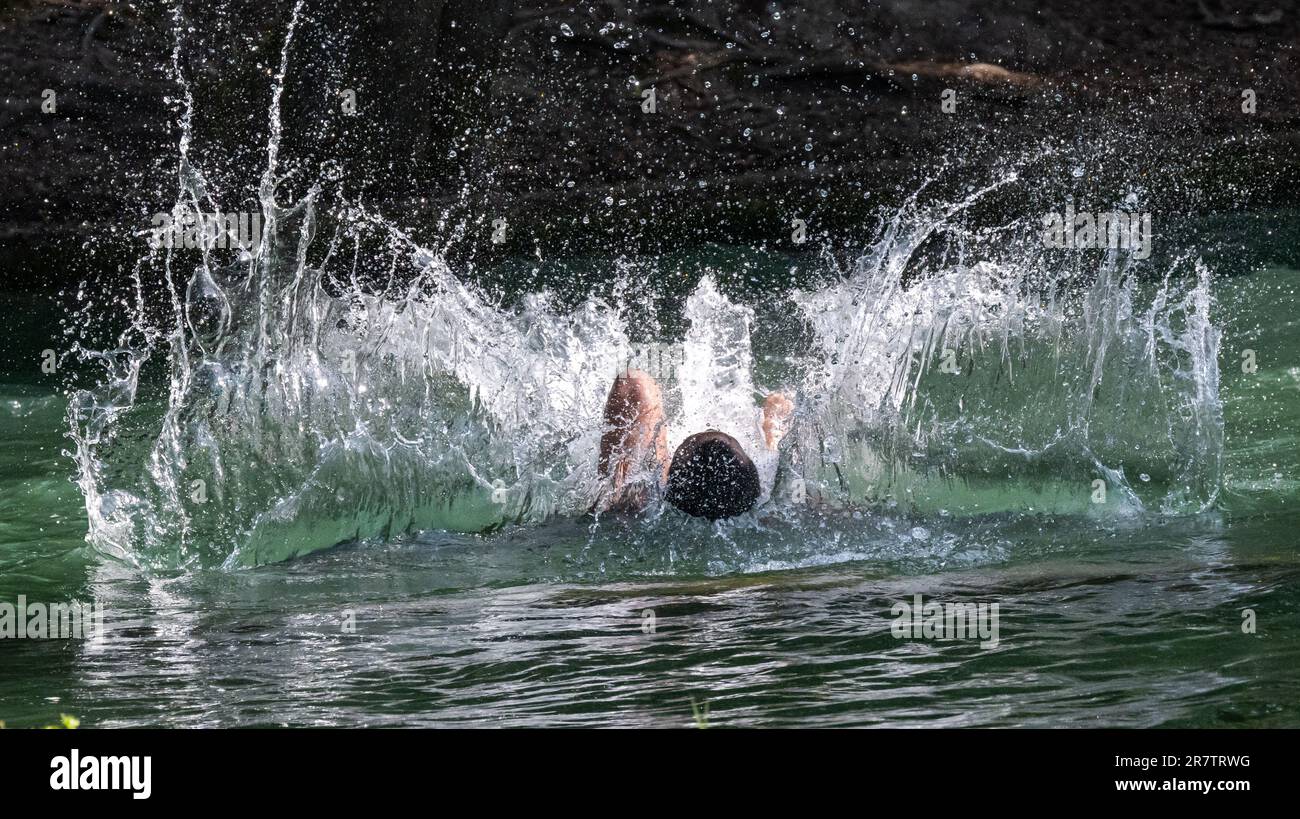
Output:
[
  {"xmin": 597, "ymin": 369, "xmax": 669, "ymax": 512},
  {"xmin": 762, "ymin": 391, "xmax": 794, "ymax": 450}
]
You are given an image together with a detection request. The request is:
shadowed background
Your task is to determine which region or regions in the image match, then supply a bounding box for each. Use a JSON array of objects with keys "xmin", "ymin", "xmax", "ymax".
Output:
[{"xmin": 2, "ymin": 0, "xmax": 1299, "ymax": 292}]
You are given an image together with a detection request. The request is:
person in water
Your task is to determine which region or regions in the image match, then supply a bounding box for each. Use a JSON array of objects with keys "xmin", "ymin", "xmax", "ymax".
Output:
[{"xmin": 596, "ymin": 369, "xmax": 793, "ymax": 520}]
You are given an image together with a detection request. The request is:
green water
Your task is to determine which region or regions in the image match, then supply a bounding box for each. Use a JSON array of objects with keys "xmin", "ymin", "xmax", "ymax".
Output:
[{"xmin": 1, "ymin": 246, "xmax": 1298, "ymax": 727}]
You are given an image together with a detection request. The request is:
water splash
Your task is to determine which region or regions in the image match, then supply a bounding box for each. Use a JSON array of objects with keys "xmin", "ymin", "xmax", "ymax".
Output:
[
  {"xmin": 65, "ymin": 11, "xmax": 1223, "ymax": 571},
  {"xmin": 791, "ymin": 193, "xmax": 1222, "ymax": 519}
]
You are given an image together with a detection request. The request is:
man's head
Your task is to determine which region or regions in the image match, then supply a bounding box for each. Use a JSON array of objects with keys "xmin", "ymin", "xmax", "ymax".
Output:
[{"xmin": 665, "ymin": 430, "xmax": 761, "ymax": 520}]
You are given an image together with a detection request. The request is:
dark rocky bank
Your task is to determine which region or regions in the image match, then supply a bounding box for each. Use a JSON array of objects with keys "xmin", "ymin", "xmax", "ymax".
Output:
[{"xmin": 1, "ymin": 0, "xmax": 1299, "ymax": 291}]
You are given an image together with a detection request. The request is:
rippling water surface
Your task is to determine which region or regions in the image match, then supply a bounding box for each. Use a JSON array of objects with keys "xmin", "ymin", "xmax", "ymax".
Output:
[{"xmin": 1, "ymin": 254, "xmax": 1298, "ymax": 727}]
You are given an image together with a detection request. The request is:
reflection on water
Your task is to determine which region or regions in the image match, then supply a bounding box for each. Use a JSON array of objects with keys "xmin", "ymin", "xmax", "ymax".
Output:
[{"xmin": 1, "ymin": 513, "xmax": 1297, "ymax": 728}]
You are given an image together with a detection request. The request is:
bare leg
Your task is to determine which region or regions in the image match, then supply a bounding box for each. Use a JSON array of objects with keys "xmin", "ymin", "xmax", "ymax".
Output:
[
  {"xmin": 762, "ymin": 391, "xmax": 794, "ymax": 450},
  {"xmin": 597, "ymin": 369, "xmax": 669, "ymax": 513}
]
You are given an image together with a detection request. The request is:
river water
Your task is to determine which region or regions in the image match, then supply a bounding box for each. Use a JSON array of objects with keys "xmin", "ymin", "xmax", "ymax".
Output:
[{"xmin": 1, "ymin": 244, "xmax": 1297, "ymax": 727}]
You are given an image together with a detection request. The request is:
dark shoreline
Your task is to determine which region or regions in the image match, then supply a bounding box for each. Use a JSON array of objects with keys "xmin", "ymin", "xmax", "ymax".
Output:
[{"xmin": 2, "ymin": 0, "xmax": 1298, "ymax": 290}]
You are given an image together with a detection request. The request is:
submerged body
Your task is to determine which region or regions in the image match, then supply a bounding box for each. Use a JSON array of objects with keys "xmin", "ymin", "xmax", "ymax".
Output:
[{"xmin": 597, "ymin": 369, "xmax": 792, "ymax": 520}]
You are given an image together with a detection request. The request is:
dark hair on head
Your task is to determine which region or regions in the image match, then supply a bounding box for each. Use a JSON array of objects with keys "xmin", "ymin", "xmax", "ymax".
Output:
[{"xmin": 665, "ymin": 431, "xmax": 761, "ymax": 520}]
